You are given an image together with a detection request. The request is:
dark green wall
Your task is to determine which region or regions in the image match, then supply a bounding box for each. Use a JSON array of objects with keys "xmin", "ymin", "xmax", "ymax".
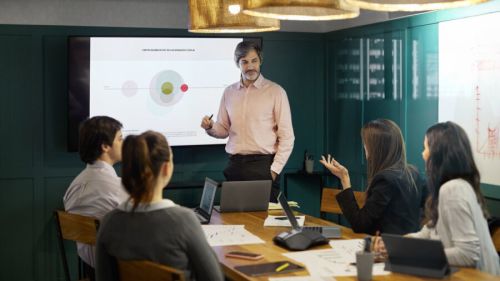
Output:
[
  {"xmin": 0, "ymin": 25, "xmax": 325, "ymax": 281},
  {"xmin": 325, "ymin": 1, "xmax": 500, "ymax": 215},
  {"xmin": 3, "ymin": 2, "xmax": 500, "ymax": 280}
]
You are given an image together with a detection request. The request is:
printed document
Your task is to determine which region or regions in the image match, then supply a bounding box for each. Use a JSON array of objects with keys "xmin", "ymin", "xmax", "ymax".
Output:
[
  {"xmin": 264, "ymin": 215, "xmax": 305, "ymax": 227},
  {"xmin": 202, "ymin": 225, "xmax": 265, "ymax": 246},
  {"xmin": 269, "ymin": 277, "xmax": 336, "ymax": 281},
  {"xmin": 283, "ymin": 239, "xmax": 390, "ymax": 277}
]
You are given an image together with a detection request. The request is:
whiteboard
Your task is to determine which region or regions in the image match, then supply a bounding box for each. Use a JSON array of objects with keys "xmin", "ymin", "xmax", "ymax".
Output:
[{"xmin": 439, "ymin": 12, "xmax": 500, "ymax": 186}]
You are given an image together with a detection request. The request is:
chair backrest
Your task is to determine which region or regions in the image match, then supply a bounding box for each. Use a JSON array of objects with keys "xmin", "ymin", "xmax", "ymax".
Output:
[
  {"xmin": 492, "ymin": 227, "xmax": 500, "ymax": 254},
  {"xmin": 54, "ymin": 210, "xmax": 99, "ymax": 281},
  {"xmin": 117, "ymin": 260, "xmax": 186, "ymax": 281},
  {"xmin": 320, "ymin": 188, "xmax": 366, "ymax": 215},
  {"xmin": 55, "ymin": 210, "xmax": 99, "ymax": 244}
]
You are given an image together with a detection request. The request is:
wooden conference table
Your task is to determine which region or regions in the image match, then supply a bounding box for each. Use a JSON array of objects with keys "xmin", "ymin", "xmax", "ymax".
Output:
[{"xmin": 209, "ymin": 210, "xmax": 499, "ymax": 281}]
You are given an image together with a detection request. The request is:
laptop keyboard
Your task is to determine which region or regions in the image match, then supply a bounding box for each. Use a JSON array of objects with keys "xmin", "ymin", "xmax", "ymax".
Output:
[{"xmin": 195, "ymin": 211, "xmax": 207, "ymax": 222}]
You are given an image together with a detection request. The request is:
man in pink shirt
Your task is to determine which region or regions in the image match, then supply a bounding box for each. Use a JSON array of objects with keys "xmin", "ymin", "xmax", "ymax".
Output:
[{"xmin": 200, "ymin": 41, "xmax": 294, "ymax": 201}]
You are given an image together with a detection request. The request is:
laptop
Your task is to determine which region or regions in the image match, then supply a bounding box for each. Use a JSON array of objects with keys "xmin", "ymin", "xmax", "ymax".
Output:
[
  {"xmin": 382, "ymin": 233, "xmax": 456, "ymax": 278},
  {"xmin": 278, "ymin": 193, "xmax": 341, "ymax": 239},
  {"xmin": 193, "ymin": 177, "xmax": 218, "ymax": 224},
  {"xmin": 214, "ymin": 180, "xmax": 272, "ymax": 212}
]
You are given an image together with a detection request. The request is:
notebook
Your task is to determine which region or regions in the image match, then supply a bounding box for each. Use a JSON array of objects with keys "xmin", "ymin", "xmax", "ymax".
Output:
[
  {"xmin": 279, "ymin": 193, "xmax": 341, "ymax": 239},
  {"xmin": 235, "ymin": 261, "xmax": 305, "ymax": 277},
  {"xmin": 193, "ymin": 177, "xmax": 218, "ymax": 224},
  {"xmin": 213, "ymin": 180, "xmax": 272, "ymax": 212}
]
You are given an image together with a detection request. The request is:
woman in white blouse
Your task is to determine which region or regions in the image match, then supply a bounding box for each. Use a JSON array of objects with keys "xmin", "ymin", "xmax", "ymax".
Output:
[{"xmin": 376, "ymin": 121, "xmax": 499, "ymax": 275}]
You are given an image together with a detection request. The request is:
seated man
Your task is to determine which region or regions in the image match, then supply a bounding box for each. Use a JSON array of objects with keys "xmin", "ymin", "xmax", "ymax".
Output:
[{"xmin": 63, "ymin": 116, "xmax": 128, "ymax": 274}]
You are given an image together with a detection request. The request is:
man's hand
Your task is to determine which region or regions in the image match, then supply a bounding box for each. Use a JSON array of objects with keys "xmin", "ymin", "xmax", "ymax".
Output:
[
  {"xmin": 271, "ymin": 171, "xmax": 278, "ymax": 181},
  {"xmin": 200, "ymin": 115, "xmax": 214, "ymax": 130}
]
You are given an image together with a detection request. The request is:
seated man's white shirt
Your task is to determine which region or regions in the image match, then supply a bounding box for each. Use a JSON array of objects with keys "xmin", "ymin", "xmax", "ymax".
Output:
[{"xmin": 63, "ymin": 160, "xmax": 128, "ymax": 267}]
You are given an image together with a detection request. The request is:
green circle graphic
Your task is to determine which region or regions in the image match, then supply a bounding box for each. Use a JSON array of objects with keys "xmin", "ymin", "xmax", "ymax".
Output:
[{"xmin": 161, "ymin": 82, "xmax": 174, "ymax": 95}]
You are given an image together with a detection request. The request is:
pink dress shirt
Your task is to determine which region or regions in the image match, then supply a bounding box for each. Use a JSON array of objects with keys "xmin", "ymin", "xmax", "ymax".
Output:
[{"xmin": 207, "ymin": 74, "xmax": 294, "ymax": 174}]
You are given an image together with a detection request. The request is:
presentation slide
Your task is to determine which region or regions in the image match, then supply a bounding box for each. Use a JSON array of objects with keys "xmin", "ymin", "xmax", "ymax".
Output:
[
  {"xmin": 89, "ymin": 37, "xmax": 243, "ymax": 146},
  {"xmin": 439, "ymin": 12, "xmax": 500, "ymax": 186}
]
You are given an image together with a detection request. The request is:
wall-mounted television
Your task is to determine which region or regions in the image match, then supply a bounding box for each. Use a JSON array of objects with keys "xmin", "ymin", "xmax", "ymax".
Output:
[{"xmin": 68, "ymin": 36, "xmax": 261, "ymax": 151}]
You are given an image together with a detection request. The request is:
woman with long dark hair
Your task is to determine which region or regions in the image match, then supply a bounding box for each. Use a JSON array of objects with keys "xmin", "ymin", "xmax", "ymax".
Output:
[
  {"xmin": 320, "ymin": 119, "xmax": 427, "ymax": 235},
  {"xmin": 414, "ymin": 122, "xmax": 498, "ymax": 274},
  {"xmin": 95, "ymin": 131, "xmax": 224, "ymax": 281}
]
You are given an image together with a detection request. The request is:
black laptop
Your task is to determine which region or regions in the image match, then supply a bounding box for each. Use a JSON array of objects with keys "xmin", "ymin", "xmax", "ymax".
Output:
[
  {"xmin": 279, "ymin": 193, "xmax": 341, "ymax": 239},
  {"xmin": 193, "ymin": 177, "xmax": 218, "ymax": 224}
]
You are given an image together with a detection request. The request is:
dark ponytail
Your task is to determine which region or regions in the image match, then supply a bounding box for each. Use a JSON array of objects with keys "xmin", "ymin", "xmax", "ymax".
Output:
[{"xmin": 122, "ymin": 131, "xmax": 171, "ymax": 211}]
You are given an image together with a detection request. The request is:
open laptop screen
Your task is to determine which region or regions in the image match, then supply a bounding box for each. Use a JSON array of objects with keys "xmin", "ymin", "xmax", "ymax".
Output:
[
  {"xmin": 277, "ymin": 193, "xmax": 301, "ymax": 231},
  {"xmin": 200, "ymin": 178, "xmax": 218, "ymax": 214}
]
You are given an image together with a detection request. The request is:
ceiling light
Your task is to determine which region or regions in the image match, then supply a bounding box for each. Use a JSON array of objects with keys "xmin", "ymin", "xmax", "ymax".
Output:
[
  {"xmin": 188, "ymin": 0, "xmax": 280, "ymax": 33},
  {"xmin": 242, "ymin": 0, "xmax": 360, "ymax": 21},
  {"xmin": 344, "ymin": 0, "xmax": 490, "ymax": 12},
  {"xmin": 228, "ymin": 4, "xmax": 241, "ymax": 14}
]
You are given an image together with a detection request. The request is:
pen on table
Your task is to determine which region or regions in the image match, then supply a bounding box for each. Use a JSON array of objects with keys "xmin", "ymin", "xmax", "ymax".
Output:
[
  {"xmin": 364, "ymin": 236, "xmax": 372, "ymax": 253},
  {"xmin": 275, "ymin": 216, "xmax": 299, "ymax": 220},
  {"xmin": 275, "ymin": 262, "xmax": 290, "ymax": 272}
]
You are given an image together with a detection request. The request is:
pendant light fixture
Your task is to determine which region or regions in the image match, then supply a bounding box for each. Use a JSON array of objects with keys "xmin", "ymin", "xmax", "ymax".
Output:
[
  {"xmin": 344, "ymin": 0, "xmax": 490, "ymax": 12},
  {"xmin": 188, "ymin": 0, "xmax": 280, "ymax": 33},
  {"xmin": 242, "ymin": 0, "xmax": 360, "ymax": 21}
]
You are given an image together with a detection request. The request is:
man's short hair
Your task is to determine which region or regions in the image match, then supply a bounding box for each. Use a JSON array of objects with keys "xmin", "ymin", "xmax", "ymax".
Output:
[
  {"xmin": 78, "ymin": 116, "xmax": 122, "ymax": 164},
  {"xmin": 234, "ymin": 41, "xmax": 263, "ymax": 66}
]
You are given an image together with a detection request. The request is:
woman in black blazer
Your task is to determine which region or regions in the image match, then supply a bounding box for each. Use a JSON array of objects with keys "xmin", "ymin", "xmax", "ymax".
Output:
[{"xmin": 320, "ymin": 119, "xmax": 427, "ymax": 235}]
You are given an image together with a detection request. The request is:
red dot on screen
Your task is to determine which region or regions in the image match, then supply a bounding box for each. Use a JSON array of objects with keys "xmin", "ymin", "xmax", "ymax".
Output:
[{"xmin": 180, "ymin": 84, "xmax": 188, "ymax": 92}]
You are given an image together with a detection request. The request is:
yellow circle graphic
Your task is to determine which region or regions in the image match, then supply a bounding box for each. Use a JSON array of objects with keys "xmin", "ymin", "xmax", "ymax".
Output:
[{"xmin": 161, "ymin": 82, "xmax": 174, "ymax": 95}]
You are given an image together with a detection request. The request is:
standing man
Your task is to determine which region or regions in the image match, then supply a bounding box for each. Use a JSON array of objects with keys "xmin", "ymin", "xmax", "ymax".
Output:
[
  {"xmin": 201, "ymin": 41, "xmax": 294, "ymax": 201},
  {"xmin": 63, "ymin": 116, "xmax": 128, "ymax": 279}
]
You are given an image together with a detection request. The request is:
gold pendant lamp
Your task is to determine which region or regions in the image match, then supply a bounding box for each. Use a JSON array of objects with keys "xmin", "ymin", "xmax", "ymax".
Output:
[
  {"xmin": 344, "ymin": 0, "xmax": 491, "ymax": 12},
  {"xmin": 242, "ymin": 0, "xmax": 360, "ymax": 21},
  {"xmin": 188, "ymin": 0, "xmax": 280, "ymax": 33}
]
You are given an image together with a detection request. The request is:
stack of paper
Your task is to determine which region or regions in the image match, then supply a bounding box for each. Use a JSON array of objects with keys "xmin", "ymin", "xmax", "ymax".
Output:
[
  {"xmin": 283, "ymin": 239, "xmax": 390, "ymax": 277},
  {"xmin": 264, "ymin": 215, "xmax": 305, "ymax": 227},
  {"xmin": 269, "ymin": 277, "xmax": 336, "ymax": 281},
  {"xmin": 268, "ymin": 201, "xmax": 299, "ymax": 210},
  {"xmin": 201, "ymin": 225, "xmax": 265, "ymax": 247}
]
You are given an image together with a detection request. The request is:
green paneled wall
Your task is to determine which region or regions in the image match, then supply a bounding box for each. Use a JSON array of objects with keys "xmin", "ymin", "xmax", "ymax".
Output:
[
  {"xmin": 0, "ymin": 25, "xmax": 325, "ymax": 281},
  {"xmin": 326, "ymin": 1, "xmax": 500, "ymax": 218}
]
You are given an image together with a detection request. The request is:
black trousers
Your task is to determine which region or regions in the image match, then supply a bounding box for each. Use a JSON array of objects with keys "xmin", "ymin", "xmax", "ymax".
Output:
[
  {"xmin": 223, "ymin": 154, "xmax": 280, "ymax": 202},
  {"xmin": 82, "ymin": 260, "xmax": 95, "ymax": 281}
]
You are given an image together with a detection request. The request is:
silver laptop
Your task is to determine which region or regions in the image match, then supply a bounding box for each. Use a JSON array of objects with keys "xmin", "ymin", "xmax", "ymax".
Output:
[
  {"xmin": 214, "ymin": 180, "xmax": 272, "ymax": 212},
  {"xmin": 193, "ymin": 177, "xmax": 218, "ymax": 224},
  {"xmin": 278, "ymin": 192, "xmax": 341, "ymax": 239}
]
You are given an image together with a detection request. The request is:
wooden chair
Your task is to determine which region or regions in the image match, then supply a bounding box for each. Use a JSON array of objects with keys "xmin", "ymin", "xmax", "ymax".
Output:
[
  {"xmin": 54, "ymin": 210, "xmax": 99, "ymax": 281},
  {"xmin": 320, "ymin": 188, "xmax": 366, "ymax": 219},
  {"xmin": 488, "ymin": 217, "xmax": 500, "ymax": 255},
  {"xmin": 117, "ymin": 260, "xmax": 186, "ymax": 281},
  {"xmin": 492, "ymin": 227, "xmax": 500, "ymax": 254}
]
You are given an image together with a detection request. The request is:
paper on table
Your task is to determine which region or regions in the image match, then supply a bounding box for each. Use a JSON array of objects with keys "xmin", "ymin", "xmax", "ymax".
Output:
[
  {"xmin": 328, "ymin": 239, "xmax": 365, "ymax": 263},
  {"xmin": 264, "ymin": 215, "xmax": 305, "ymax": 227},
  {"xmin": 269, "ymin": 201, "xmax": 299, "ymax": 210},
  {"xmin": 269, "ymin": 276, "xmax": 336, "ymax": 281},
  {"xmin": 283, "ymin": 239, "xmax": 390, "ymax": 277},
  {"xmin": 201, "ymin": 225, "xmax": 265, "ymax": 247}
]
